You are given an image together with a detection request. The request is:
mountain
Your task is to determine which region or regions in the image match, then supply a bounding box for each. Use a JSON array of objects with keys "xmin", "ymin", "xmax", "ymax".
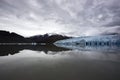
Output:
[
  {"xmin": 28, "ymin": 33, "xmax": 72, "ymax": 44},
  {"xmin": 0, "ymin": 30, "xmax": 71, "ymax": 44},
  {"xmin": 0, "ymin": 30, "xmax": 30, "ymax": 43},
  {"xmin": 100, "ymin": 33, "xmax": 120, "ymax": 35}
]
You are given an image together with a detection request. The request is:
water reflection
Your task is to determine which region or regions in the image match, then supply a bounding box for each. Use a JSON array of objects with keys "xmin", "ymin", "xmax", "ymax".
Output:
[
  {"xmin": 0, "ymin": 45, "xmax": 120, "ymax": 80},
  {"xmin": 0, "ymin": 45, "xmax": 70, "ymax": 56},
  {"xmin": 0, "ymin": 44, "xmax": 120, "ymax": 56}
]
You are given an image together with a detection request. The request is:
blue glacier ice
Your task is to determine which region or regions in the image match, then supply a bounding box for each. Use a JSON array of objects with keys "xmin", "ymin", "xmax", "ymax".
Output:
[{"xmin": 54, "ymin": 35, "xmax": 120, "ymax": 51}]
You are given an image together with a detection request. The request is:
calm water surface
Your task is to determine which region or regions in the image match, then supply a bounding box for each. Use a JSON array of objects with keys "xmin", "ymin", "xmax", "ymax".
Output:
[{"xmin": 0, "ymin": 45, "xmax": 120, "ymax": 80}]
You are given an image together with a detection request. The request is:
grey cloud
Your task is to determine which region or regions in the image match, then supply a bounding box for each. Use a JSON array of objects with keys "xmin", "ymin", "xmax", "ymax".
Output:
[{"xmin": 0, "ymin": 0, "xmax": 120, "ymax": 37}]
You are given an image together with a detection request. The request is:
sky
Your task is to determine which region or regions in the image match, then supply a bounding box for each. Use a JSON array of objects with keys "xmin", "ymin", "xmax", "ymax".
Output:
[{"xmin": 0, "ymin": 0, "xmax": 120, "ymax": 37}]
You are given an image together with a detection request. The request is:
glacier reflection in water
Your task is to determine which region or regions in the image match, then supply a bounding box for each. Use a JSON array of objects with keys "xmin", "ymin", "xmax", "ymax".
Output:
[
  {"xmin": 55, "ymin": 44, "xmax": 120, "ymax": 52},
  {"xmin": 0, "ymin": 45, "xmax": 120, "ymax": 80}
]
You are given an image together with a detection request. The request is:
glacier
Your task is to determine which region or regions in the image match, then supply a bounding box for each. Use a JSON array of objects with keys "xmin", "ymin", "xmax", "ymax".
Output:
[{"xmin": 54, "ymin": 35, "xmax": 120, "ymax": 51}]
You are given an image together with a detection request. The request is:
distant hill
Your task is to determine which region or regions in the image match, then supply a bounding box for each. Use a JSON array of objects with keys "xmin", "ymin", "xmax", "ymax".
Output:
[
  {"xmin": 0, "ymin": 30, "xmax": 71, "ymax": 44},
  {"xmin": 0, "ymin": 30, "xmax": 30, "ymax": 43},
  {"xmin": 100, "ymin": 33, "xmax": 120, "ymax": 35},
  {"xmin": 28, "ymin": 33, "xmax": 72, "ymax": 44}
]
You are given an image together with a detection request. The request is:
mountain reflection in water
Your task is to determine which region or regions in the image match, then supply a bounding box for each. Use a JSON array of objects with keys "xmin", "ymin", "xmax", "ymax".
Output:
[
  {"xmin": 0, "ymin": 45, "xmax": 120, "ymax": 80},
  {"xmin": 0, "ymin": 45, "xmax": 70, "ymax": 56}
]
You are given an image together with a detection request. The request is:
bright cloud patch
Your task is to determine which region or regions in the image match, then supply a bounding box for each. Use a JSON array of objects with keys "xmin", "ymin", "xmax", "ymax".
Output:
[{"xmin": 0, "ymin": 0, "xmax": 120, "ymax": 37}]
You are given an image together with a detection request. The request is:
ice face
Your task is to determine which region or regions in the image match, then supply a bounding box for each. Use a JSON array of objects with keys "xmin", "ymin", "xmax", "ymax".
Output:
[{"xmin": 54, "ymin": 35, "xmax": 120, "ymax": 51}]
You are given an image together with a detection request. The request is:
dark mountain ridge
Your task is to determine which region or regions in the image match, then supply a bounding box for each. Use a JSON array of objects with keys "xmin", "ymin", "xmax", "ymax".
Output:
[
  {"xmin": 28, "ymin": 33, "xmax": 71, "ymax": 44},
  {"xmin": 0, "ymin": 30, "xmax": 30, "ymax": 43},
  {"xmin": 0, "ymin": 30, "xmax": 71, "ymax": 44}
]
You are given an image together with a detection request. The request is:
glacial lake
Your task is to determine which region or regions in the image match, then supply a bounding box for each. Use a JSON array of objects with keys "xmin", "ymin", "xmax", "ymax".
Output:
[{"xmin": 0, "ymin": 45, "xmax": 120, "ymax": 80}]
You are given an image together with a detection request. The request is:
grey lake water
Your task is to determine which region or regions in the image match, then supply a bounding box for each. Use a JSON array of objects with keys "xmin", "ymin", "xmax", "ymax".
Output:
[{"xmin": 0, "ymin": 45, "xmax": 120, "ymax": 80}]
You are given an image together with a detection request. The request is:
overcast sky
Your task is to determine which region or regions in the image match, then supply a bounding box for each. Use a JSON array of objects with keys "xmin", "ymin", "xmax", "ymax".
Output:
[{"xmin": 0, "ymin": 0, "xmax": 120, "ymax": 37}]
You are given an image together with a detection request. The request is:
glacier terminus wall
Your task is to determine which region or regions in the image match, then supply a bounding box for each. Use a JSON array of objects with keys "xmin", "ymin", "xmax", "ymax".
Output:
[{"xmin": 54, "ymin": 35, "xmax": 120, "ymax": 51}]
